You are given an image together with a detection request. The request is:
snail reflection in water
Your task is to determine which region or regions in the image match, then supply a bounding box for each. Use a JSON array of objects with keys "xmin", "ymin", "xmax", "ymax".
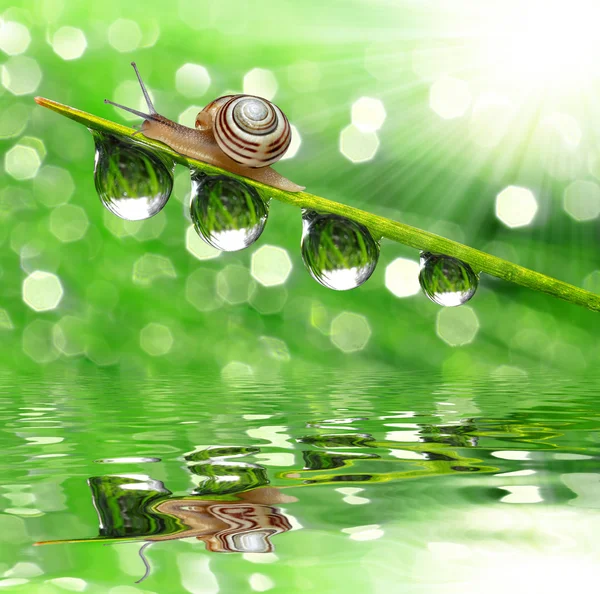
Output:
[
  {"xmin": 35, "ymin": 475, "xmax": 296, "ymax": 583},
  {"xmin": 105, "ymin": 62, "xmax": 304, "ymax": 193},
  {"xmin": 154, "ymin": 487, "xmax": 296, "ymax": 552}
]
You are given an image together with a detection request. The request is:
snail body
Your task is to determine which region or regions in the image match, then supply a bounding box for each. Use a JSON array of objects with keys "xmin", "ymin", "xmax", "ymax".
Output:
[{"xmin": 105, "ymin": 63, "xmax": 303, "ymax": 193}]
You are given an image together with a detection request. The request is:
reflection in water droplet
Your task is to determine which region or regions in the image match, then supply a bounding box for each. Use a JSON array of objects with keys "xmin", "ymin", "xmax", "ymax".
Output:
[
  {"xmin": 93, "ymin": 132, "xmax": 174, "ymax": 220},
  {"xmin": 298, "ymin": 433, "xmax": 376, "ymax": 448},
  {"xmin": 190, "ymin": 172, "xmax": 268, "ymax": 251},
  {"xmin": 303, "ymin": 450, "xmax": 379, "ymax": 470},
  {"xmin": 419, "ymin": 252, "xmax": 478, "ymax": 307},
  {"xmin": 185, "ymin": 446, "xmax": 260, "ymax": 463},
  {"xmin": 301, "ymin": 211, "xmax": 379, "ymax": 290},
  {"xmin": 88, "ymin": 475, "xmax": 172, "ymax": 538},
  {"xmin": 188, "ymin": 461, "xmax": 269, "ymax": 496}
]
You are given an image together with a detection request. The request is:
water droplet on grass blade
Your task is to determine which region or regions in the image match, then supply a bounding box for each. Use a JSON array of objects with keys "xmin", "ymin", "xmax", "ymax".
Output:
[
  {"xmin": 93, "ymin": 132, "xmax": 174, "ymax": 220},
  {"xmin": 301, "ymin": 211, "xmax": 379, "ymax": 290},
  {"xmin": 190, "ymin": 172, "xmax": 268, "ymax": 251},
  {"xmin": 419, "ymin": 252, "xmax": 478, "ymax": 307}
]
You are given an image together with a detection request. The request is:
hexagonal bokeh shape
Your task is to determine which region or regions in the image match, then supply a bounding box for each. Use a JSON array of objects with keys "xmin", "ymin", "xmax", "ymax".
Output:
[
  {"xmin": 583, "ymin": 270, "xmax": 600, "ymax": 293},
  {"xmin": 178, "ymin": 105, "xmax": 203, "ymax": 127},
  {"xmin": 1, "ymin": 55, "xmax": 42, "ymax": 95},
  {"xmin": 280, "ymin": 125, "xmax": 301, "ymax": 161},
  {"xmin": 19, "ymin": 135, "xmax": 46, "ymax": 160},
  {"xmin": 85, "ymin": 337, "xmax": 118, "ymax": 367},
  {"xmin": 385, "ymin": 258, "xmax": 421, "ymax": 298},
  {"xmin": 52, "ymin": 26, "xmax": 87, "ymax": 61},
  {"xmin": 243, "ymin": 68, "xmax": 278, "ymax": 100},
  {"xmin": 22, "ymin": 271, "xmax": 64, "ymax": 312},
  {"xmin": 495, "ymin": 186, "xmax": 538, "ymax": 228},
  {"xmin": 185, "ymin": 225, "xmax": 220, "ymax": 260},
  {"xmin": 33, "ymin": 166, "xmax": 75, "ymax": 207},
  {"xmin": 49, "ymin": 204, "xmax": 89, "ymax": 243},
  {"xmin": 175, "ymin": 63, "xmax": 211, "ymax": 98},
  {"xmin": 22, "ymin": 320, "xmax": 59, "ymax": 364},
  {"xmin": 249, "ymin": 285, "xmax": 288, "ymax": 315},
  {"xmin": 429, "ymin": 76, "xmax": 471, "ymax": 120},
  {"xmin": 131, "ymin": 211, "xmax": 167, "ymax": 243},
  {"xmin": 0, "ymin": 20, "xmax": 31, "ymax": 55},
  {"xmin": 339, "ymin": 125, "xmax": 380, "ymax": 163},
  {"xmin": 221, "ymin": 361, "xmax": 254, "ymax": 382},
  {"xmin": 330, "ymin": 311, "xmax": 372, "ymax": 353},
  {"xmin": 185, "ymin": 269, "xmax": 223, "ymax": 312},
  {"xmin": 259, "ymin": 336, "xmax": 291, "ymax": 362},
  {"xmin": 103, "ymin": 210, "xmax": 138, "ymax": 239},
  {"xmin": 351, "ymin": 97, "xmax": 386, "ymax": 132},
  {"xmin": 0, "ymin": 103, "xmax": 29, "ymax": 139},
  {"xmin": 140, "ymin": 323, "xmax": 174, "ymax": 356},
  {"xmin": 108, "ymin": 19, "xmax": 142, "ymax": 53},
  {"xmin": 132, "ymin": 254, "xmax": 176, "ymax": 287},
  {"xmin": 5, "ymin": 144, "xmax": 41, "ymax": 180},
  {"xmin": 217, "ymin": 265, "xmax": 256, "ymax": 305},
  {"xmin": 251, "ymin": 245, "xmax": 292, "ymax": 287},
  {"xmin": 52, "ymin": 315, "xmax": 87, "ymax": 357},
  {"xmin": 563, "ymin": 180, "xmax": 600, "ymax": 221},
  {"xmin": 436, "ymin": 306, "xmax": 479, "ymax": 346}
]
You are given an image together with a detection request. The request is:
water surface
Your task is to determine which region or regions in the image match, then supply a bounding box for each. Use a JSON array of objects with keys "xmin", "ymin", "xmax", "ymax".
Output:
[{"xmin": 1, "ymin": 371, "xmax": 598, "ymax": 593}]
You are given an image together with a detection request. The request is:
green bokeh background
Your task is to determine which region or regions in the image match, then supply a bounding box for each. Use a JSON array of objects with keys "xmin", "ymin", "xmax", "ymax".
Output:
[
  {"xmin": 3, "ymin": 4, "xmax": 600, "ymax": 593},
  {"xmin": 1, "ymin": 0, "xmax": 599, "ymax": 377}
]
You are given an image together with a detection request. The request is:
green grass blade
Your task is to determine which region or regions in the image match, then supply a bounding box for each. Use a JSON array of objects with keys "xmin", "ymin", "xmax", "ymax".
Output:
[{"xmin": 34, "ymin": 96, "xmax": 600, "ymax": 313}]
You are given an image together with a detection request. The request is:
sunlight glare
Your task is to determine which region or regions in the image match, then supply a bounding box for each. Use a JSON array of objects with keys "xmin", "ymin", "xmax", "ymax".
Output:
[{"xmin": 481, "ymin": 0, "xmax": 600, "ymax": 88}]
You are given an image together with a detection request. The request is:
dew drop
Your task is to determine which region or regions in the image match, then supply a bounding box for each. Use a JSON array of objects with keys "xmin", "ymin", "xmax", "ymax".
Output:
[
  {"xmin": 93, "ymin": 132, "xmax": 174, "ymax": 220},
  {"xmin": 419, "ymin": 252, "xmax": 478, "ymax": 307},
  {"xmin": 190, "ymin": 172, "xmax": 268, "ymax": 251},
  {"xmin": 301, "ymin": 210, "xmax": 379, "ymax": 290}
]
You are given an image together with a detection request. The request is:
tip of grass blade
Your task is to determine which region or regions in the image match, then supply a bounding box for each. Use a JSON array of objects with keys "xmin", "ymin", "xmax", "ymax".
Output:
[
  {"xmin": 32, "ymin": 95, "xmax": 136, "ymax": 139},
  {"xmin": 34, "ymin": 96, "xmax": 72, "ymax": 112},
  {"xmin": 33, "ymin": 96, "xmax": 71, "ymax": 114}
]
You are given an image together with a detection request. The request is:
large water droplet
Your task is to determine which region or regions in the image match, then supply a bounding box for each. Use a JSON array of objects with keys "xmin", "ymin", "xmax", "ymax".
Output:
[
  {"xmin": 301, "ymin": 211, "xmax": 379, "ymax": 290},
  {"xmin": 190, "ymin": 172, "xmax": 268, "ymax": 252},
  {"xmin": 93, "ymin": 132, "xmax": 174, "ymax": 221},
  {"xmin": 419, "ymin": 252, "xmax": 478, "ymax": 307}
]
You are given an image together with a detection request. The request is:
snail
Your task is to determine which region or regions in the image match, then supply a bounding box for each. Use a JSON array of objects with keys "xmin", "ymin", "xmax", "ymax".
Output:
[{"xmin": 105, "ymin": 62, "xmax": 303, "ymax": 192}]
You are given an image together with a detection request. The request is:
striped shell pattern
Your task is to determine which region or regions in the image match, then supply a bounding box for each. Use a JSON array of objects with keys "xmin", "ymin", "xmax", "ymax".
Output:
[{"xmin": 213, "ymin": 95, "xmax": 291, "ymax": 168}]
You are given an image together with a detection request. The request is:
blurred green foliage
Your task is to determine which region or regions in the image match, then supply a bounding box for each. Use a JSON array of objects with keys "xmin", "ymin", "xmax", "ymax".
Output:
[{"xmin": 1, "ymin": 0, "xmax": 599, "ymax": 377}]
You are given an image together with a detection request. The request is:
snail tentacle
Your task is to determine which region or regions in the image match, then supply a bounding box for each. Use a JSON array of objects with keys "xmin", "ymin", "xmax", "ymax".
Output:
[{"xmin": 105, "ymin": 63, "xmax": 303, "ymax": 192}]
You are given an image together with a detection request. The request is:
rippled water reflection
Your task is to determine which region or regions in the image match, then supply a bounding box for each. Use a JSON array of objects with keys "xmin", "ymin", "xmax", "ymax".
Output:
[{"xmin": 1, "ymin": 371, "xmax": 599, "ymax": 592}]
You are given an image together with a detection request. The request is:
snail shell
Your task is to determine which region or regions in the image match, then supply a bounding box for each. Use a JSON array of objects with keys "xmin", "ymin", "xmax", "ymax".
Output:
[
  {"xmin": 199, "ymin": 95, "xmax": 291, "ymax": 168},
  {"xmin": 102, "ymin": 63, "xmax": 303, "ymax": 191}
]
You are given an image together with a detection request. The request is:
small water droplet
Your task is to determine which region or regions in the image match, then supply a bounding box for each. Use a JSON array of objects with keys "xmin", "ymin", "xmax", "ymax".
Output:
[
  {"xmin": 190, "ymin": 172, "xmax": 268, "ymax": 252},
  {"xmin": 301, "ymin": 211, "xmax": 379, "ymax": 290},
  {"xmin": 93, "ymin": 132, "xmax": 174, "ymax": 221},
  {"xmin": 419, "ymin": 252, "xmax": 478, "ymax": 307}
]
